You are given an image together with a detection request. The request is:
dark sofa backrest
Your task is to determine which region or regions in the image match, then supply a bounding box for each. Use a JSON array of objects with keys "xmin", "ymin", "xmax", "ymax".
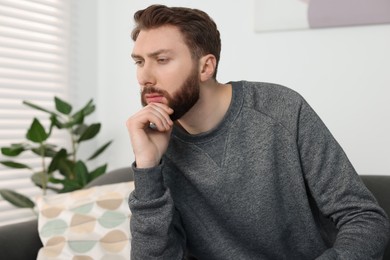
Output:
[
  {"xmin": 360, "ymin": 175, "xmax": 390, "ymax": 259},
  {"xmin": 86, "ymin": 167, "xmax": 134, "ymax": 188}
]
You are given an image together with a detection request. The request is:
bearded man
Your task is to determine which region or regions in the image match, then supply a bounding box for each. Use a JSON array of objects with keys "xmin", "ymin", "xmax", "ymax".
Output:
[{"xmin": 126, "ymin": 4, "xmax": 389, "ymax": 260}]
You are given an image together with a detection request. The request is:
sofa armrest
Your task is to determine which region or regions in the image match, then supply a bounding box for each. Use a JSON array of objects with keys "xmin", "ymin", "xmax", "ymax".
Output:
[{"xmin": 0, "ymin": 219, "xmax": 41, "ymax": 260}]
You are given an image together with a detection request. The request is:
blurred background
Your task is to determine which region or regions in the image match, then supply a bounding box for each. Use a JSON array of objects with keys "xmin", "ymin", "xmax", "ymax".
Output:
[{"xmin": 0, "ymin": 0, "xmax": 389, "ymax": 226}]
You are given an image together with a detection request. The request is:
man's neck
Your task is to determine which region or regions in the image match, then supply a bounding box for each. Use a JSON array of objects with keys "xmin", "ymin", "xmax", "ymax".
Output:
[{"xmin": 176, "ymin": 81, "xmax": 232, "ymax": 135}]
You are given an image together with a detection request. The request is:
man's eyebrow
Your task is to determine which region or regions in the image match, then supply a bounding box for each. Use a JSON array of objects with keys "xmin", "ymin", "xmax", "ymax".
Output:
[
  {"xmin": 131, "ymin": 53, "xmax": 142, "ymax": 60},
  {"xmin": 131, "ymin": 49, "xmax": 173, "ymax": 59}
]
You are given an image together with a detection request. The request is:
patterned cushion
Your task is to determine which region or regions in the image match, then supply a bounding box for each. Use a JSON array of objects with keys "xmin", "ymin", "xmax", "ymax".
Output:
[{"xmin": 36, "ymin": 182, "xmax": 134, "ymax": 260}]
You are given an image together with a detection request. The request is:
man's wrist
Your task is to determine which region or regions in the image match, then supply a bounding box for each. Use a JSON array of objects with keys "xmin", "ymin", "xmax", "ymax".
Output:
[{"xmin": 135, "ymin": 159, "xmax": 161, "ymax": 169}]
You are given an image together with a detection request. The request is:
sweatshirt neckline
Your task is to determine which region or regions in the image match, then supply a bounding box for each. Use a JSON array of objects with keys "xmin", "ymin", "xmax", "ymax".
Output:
[{"xmin": 172, "ymin": 81, "xmax": 243, "ymax": 143}]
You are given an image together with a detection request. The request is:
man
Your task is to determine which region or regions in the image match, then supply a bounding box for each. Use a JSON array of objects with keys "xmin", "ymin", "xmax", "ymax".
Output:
[{"xmin": 126, "ymin": 4, "xmax": 389, "ymax": 259}]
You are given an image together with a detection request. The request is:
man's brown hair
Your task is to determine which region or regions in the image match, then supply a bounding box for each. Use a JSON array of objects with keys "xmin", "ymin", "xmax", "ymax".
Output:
[{"xmin": 132, "ymin": 5, "xmax": 221, "ymax": 78}]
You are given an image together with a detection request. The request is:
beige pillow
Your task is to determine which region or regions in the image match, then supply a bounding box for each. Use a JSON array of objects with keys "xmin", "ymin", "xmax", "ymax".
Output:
[{"xmin": 36, "ymin": 181, "xmax": 134, "ymax": 260}]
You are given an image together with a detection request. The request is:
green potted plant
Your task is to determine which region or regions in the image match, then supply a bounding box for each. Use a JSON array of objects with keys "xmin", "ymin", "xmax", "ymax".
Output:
[{"xmin": 0, "ymin": 97, "xmax": 112, "ymax": 212}]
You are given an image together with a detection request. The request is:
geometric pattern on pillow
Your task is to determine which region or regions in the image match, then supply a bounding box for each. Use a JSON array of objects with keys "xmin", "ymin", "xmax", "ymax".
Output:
[{"xmin": 36, "ymin": 181, "xmax": 134, "ymax": 260}]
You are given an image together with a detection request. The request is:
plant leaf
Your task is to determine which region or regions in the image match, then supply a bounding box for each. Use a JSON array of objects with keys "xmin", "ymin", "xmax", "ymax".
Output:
[
  {"xmin": 58, "ymin": 160, "xmax": 74, "ymax": 179},
  {"xmin": 62, "ymin": 114, "xmax": 84, "ymax": 128},
  {"xmin": 49, "ymin": 177, "xmax": 75, "ymax": 193},
  {"xmin": 26, "ymin": 118, "xmax": 49, "ymax": 143},
  {"xmin": 87, "ymin": 140, "xmax": 112, "ymax": 160},
  {"xmin": 49, "ymin": 177, "xmax": 66, "ymax": 184},
  {"xmin": 80, "ymin": 99, "xmax": 95, "ymax": 116},
  {"xmin": 31, "ymin": 171, "xmax": 48, "ymax": 189},
  {"xmin": 31, "ymin": 143, "xmax": 57, "ymax": 158},
  {"xmin": 23, "ymin": 101, "xmax": 57, "ymax": 116},
  {"xmin": 0, "ymin": 189, "xmax": 35, "ymax": 208},
  {"xmin": 1, "ymin": 144, "xmax": 26, "ymax": 157},
  {"xmin": 78, "ymin": 123, "xmax": 101, "ymax": 142},
  {"xmin": 74, "ymin": 161, "xmax": 88, "ymax": 187},
  {"xmin": 71, "ymin": 99, "xmax": 94, "ymax": 123},
  {"xmin": 58, "ymin": 180, "xmax": 82, "ymax": 193},
  {"xmin": 0, "ymin": 160, "xmax": 31, "ymax": 169},
  {"xmin": 73, "ymin": 124, "xmax": 88, "ymax": 136},
  {"xmin": 30, "ymin": 144, "xmax": 46, "ymax": 158},
  {"xmin": 51, "ymin": 114, "xmax": 65, "ymax": 129},
  {"xmin": 54, "ymin": 96, "xmax": 72, "ymax": 115},
  {"xmin": 82, "ymin": 103, "xmax": 95, "ymax": 116},
  {"xmin": 48, "ymin": 115, "xmax": 57, "ymax": 135},
  {"xmin": 88, "ymin": 164, "xmax": 107, "ymax": 182},
  {"xmin": 32, "ymin": 146, "xmax": 57, "ymax": 158},
  {"xmin": 70, "ymin": 111, "xmax": 85, "ymax": 125},
  {"xmin": 48, "ymin": 148, "xmax": 67, "ymax": 173}
]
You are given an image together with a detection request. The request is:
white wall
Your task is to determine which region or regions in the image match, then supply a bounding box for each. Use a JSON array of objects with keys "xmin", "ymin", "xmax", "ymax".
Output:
[
  {"xmin": 79, "ymin": 0, "xmax": 390, "ymax": 175},
  {"xmin": 69, "ymin": 0, "xmax": 99, "ymax": 170}
]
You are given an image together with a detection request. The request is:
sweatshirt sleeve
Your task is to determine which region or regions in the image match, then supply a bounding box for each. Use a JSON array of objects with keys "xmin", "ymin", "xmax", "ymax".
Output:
[
  {"xmin": 128, "ymin": 162, "xmax": 186, "ymax": 260},
  {"xmin": 296, "ymin": 98, "xmax": 390, "ymax": 259}
]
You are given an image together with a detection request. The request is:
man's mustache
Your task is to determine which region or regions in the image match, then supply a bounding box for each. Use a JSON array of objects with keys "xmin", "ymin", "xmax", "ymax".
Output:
[{"xmin": 141, "ymin": 86, "xmax": 164, "ymax": 95}]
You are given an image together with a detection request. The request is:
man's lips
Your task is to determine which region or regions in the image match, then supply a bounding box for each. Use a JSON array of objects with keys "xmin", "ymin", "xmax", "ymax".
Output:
[{"xmin": 145, "ymin": 93, "xmax": 164, "ymax": 103}]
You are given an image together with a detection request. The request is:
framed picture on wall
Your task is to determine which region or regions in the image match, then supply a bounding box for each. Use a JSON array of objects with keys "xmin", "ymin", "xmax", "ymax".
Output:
[{"xmin": 254, "ymin": 0, "xmax": 390, "ymax": 32}]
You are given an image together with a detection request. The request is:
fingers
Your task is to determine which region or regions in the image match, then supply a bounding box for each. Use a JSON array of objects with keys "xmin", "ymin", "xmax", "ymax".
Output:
[
  {"xmin": 147, "ymin": 103, "xmax": 174, "ymax": 131},
  {"xmin": 126, "ymin": 103, "xmax": 174, "ymax": 132},
  {"xmin": 149, "ymin": 102, "xmax": 173, "ymax": 115}
]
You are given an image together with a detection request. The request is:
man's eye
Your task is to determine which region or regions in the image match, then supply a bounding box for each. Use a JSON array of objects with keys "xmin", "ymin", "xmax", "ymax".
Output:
[
  {"xmin": 157, "ymin": 58, "xmax": 169, "ymax": 64},
  {"xmin": 134, "ymin": 60, "xmax": 143, "ymax": 66}
]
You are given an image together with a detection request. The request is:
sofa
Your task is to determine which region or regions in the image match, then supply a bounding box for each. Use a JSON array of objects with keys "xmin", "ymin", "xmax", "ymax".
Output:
[{"xmin": 0, "ymin": 168, "xmax": 388, "ymax": 259}]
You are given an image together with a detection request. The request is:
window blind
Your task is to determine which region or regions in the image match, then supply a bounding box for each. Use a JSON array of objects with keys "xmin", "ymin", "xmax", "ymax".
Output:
[{"xmin": 0, "ymin": 0, "xmax": 72, "ymax": 226}]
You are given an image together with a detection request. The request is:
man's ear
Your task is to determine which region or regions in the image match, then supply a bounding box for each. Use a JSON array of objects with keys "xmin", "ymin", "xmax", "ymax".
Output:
[{"xmin": 199, "ymin": 54, "xmax": 216, "ymax": 82}]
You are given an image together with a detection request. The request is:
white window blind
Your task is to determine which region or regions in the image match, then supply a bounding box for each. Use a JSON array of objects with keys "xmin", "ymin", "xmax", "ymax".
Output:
[{"xmin": 0, "ymin": 0, "xmax": 72, "ymax": 226}]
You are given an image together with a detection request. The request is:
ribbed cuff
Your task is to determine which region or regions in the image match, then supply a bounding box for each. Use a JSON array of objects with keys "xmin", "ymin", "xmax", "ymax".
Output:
[{"xmin": 131, "ymin": 162, "xmax": 165, "ymax": 201}]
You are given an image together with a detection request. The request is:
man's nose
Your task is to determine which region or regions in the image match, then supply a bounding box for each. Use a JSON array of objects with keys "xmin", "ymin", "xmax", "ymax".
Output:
[{"xmin": 137, "ymin": 63, "xmax": 156, "ymax": 87}]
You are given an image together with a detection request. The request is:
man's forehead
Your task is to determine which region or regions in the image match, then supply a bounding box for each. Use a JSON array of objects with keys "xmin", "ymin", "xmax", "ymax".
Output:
[
  {"xmin": 131, "ymin": 49, "xmax": 174, "ymax": 59},
  {"xmin": 132, "ymin": 27, "xmax": 189, "ymax": 57}
]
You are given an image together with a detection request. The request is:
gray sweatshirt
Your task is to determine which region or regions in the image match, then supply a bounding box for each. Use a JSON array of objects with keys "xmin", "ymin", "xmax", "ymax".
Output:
[{"xmin": 129, "ymin": 81, "xmax": 389, "ymax": 259}]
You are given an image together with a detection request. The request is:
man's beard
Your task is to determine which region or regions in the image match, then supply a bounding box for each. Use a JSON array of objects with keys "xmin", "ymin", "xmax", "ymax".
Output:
[{"xmin": 141, "ymin": 66, "xmax": 200, "ymax": 121}]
